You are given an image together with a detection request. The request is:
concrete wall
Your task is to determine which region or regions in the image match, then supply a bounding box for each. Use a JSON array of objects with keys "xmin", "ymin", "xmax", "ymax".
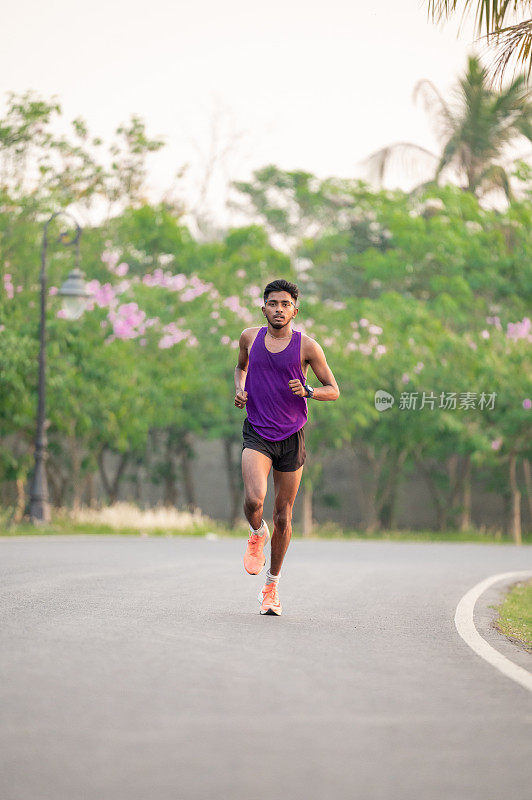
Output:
[
  {"xmin": 6, "ymin": 436, "xmax": 526, "ymax": 533},
  {"xmin": 114, "ymin": 438, "xmax": 516, "ymax": 532}
]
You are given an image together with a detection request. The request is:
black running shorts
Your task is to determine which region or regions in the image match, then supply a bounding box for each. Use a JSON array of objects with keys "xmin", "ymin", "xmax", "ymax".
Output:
[{"xmin": 242, "ymin": 417, "xmax": 306, "ymax": 472}]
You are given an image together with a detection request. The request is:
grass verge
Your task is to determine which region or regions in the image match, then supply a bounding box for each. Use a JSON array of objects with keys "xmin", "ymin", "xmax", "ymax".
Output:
[
  {"xmin": 493, "ymin": 578, "xmax": 532, "ymax": 653},
  {"xmin": 0, "ymin": 506, "xmax": 530, "ymax": 544}
]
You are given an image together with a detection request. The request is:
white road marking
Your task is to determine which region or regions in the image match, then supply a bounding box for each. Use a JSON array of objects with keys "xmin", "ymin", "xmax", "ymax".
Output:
[{"xmin": 454, "ymin": 571, "xmax": 532, "ymax": 693}]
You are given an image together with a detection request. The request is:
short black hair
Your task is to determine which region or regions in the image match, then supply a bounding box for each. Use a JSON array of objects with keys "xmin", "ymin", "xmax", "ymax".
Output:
[{"xmin": 263, "ymin": 279, "xmax": 299, "ymax": 306}]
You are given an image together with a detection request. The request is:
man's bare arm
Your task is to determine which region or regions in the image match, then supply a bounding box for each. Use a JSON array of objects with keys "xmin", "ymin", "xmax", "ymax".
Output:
[
  {"xmin": 235, "ymin": 329, "xmax": 249, "ymax": 394},
  {"xmin": 306, "ymin": 339, "xmax": 340, "ymax": 401},
  {"xmin": 235, "ymin": 330, "xmax": 253, "ymax": 409}
]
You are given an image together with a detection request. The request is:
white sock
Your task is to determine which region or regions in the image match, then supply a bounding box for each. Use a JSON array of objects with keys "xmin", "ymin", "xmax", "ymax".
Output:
[
  {"xmin": 249, "ymin": 518, "xmax": 266, "ymax": 536},
  {"xmin": 265, "ymin": 569, "xmax": 280, "ymax": 585}
]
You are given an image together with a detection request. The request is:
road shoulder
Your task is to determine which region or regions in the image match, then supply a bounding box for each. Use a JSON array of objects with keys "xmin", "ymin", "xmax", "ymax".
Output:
[{"xmin": 474, "ymin": 575, "xmax": 532, "ymax": 674}]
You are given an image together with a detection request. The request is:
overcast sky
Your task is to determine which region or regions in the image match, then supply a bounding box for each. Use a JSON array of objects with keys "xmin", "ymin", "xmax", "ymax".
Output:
[{"xmin": 3, "ymin": 0, "xmax": 510, "ymax": 224}]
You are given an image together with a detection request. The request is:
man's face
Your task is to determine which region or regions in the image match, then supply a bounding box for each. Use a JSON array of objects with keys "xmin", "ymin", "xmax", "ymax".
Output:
[{"xmin": 262, "ymin": 291, "xmax": 297, "ymax": 329}]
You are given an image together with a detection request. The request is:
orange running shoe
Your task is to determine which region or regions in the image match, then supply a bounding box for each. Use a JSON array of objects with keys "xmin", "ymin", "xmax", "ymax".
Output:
[
  {"xmin": 258, "ymin": 582, "xmax": 282, "ymax": 615},
  {"xmin": 243, "ymin": 520, "xmax": 270, "ymax": 575}
]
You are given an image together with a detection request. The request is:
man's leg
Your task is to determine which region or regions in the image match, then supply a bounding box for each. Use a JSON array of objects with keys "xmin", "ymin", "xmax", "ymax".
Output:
[
  {"xmin": 269, "ymin": 465, "xmax": 304, "ymax": 575},
  {"xmin": 241, "ymin": 447, "xmax": 272, "ymax": 531}
]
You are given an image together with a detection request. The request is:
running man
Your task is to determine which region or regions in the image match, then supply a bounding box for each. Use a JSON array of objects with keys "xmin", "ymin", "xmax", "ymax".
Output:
[{"xmin": 234, "ymin": 279, "xmax": 340, "ymax": 615}]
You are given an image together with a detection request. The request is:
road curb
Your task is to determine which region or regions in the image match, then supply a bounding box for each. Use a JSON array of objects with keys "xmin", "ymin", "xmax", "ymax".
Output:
[{"xmin": 455, "ymin": 571, "xmax": 532, "ymax": 693}]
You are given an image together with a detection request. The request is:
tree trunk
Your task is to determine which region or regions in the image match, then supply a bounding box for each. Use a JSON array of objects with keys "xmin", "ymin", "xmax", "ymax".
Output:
[
  {"xmin": 13, "ymin": 477, "xmax": 26, "ymax": 523},
  {"xmin": 379, "ymin": 474, "xmax": 398, "ymax": 530},
  {"xmin": 351, "ymin": 451, "xmax": 366, "ymax": 530},
  {"xmin": 416, "ymin": 454, "xmax": 467, "ymax": 532},
  {"xmin": 418, "ymin": 460, "xmax": 448, "ymax": 531},
  {"xmin": 378, "ymin": 448, "xmax": 408, "ymax": 530},
  {"xmin": 180, "ymin": 431, "xmax": 197, "ymax": 511},
  {"xmin": 523, "ymin": 458, "xmax": 532, "ymax": 530},
  {"xmin": 508, "ymin": 454, "xmax": 522, "ymax": 545},
  {"xmin": 459, "ymin": 454, "xmax": 472, "ymax": 531},
  {"xmin": 46, "ymin": 455, "xmax": 68, "ymax": 508},
  {"xmin": 133, "ymin": 467, "xmax": 143, "ymax": 506},
  {"xmin": 223, "ymin": 436, "xmax": 242, "ymax": 528},
  {"xmin": 353, "ymin": 446, "xmax": 383, "ymax": 533},
  {"xmin": 86, "ymin": 471, "xmax": 97, "ymax": 508},
  {"xmin": 97, "ymin": 447, "xmax": 130, "ymax": 505},
  {"xmin": 163, "ymin": 432, "xmax": 178, "ymax": 507},
  {"xmin": 69, "ymin": 435, "xmax": 83, "ymax": 512},
  {"xmin": 302, "ymin": 482, "xmax": 313, "ymax": 537}
]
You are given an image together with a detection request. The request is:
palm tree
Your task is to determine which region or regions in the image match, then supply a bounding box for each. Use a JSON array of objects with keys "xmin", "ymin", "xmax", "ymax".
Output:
[
  {"xmin": 426, "ymin": 1, "xmax": 532, "ymax": 88},
  {"xmin": 360, "ymin": 55, "xmax": 532, "ymax": 202}
]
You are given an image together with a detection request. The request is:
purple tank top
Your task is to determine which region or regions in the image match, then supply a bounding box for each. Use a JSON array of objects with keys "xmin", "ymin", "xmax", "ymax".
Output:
[{"xmin": 244, "ymin": 326, "xmax": 308, "ymax": 441}]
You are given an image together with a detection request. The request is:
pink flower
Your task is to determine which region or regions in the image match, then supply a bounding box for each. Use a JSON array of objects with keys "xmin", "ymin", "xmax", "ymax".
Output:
[
  {"xmin": 523, "ymin": 399, "xmax": 531, "ymax": 410},
  {"xmin": 92, "ymin": 283, "xmax": 117, "ymax": 309},
  {"xmin": 181, "ymin": 288, "xmax": 203, "ymax": 302},
  {"xmin": 116, "ymin": 262, "xmax": 129, "ymax": 277},
  {"xmin": 491, "ymin": 438, "xmax": 502, "ymax": 451},
  {"xmin": 359, "ymin": 318, "xmax": 368, "ymax": 327},
  {"xmin": 113, "ymin": 318, "xmax": 136, "ymax": 339},
  {"xmin": 481, "ymin": 330, "xmax": 490, "ymax": 339},
  {"xmin": 223, "ymin": 296, "xmax": 241, "ymax": 313},
  {"xmin": 101, "ymin": 249, "xmax": 120, "ymax": 273},
  {"xmin": 170, "ymin": 274, "xmax": 188, "ymax": 291},
  {"xmin": 49, "ymin": 286, "xmax": 59, "ymax": 295},
  {"xmin": 507, "ymin": 317, "xmax": 531, "ymax": 341},
  {"xmin": 221, "ymin": 335, "xmax": 231, "ymax": 345}
]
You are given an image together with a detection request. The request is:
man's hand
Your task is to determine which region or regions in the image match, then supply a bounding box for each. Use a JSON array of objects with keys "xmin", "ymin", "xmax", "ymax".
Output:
[
  {"xmin": 289, "ymin": 379, "xmax": 307, "ymax": 397},
  {"xmin": 235, "ymin": 389, "xmax": 248, "ymax": 409}
]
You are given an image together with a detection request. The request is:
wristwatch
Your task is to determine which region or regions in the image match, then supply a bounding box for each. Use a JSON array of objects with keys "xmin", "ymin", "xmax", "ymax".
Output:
[{"xmin": 304, "ymin": 383, "xmax": 315, "ymax": 399}]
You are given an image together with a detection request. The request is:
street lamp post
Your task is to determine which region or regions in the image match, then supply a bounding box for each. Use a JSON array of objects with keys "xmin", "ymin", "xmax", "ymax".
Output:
[{"xmin": 29, "ymin": 211, "xmax": 91, "ymax": 524}]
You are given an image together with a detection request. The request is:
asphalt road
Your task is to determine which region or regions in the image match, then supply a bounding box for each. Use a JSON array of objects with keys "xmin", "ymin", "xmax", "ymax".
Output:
[{"xmin": 1, "ymin": 534, "xmax": 531, "ymax": 800}]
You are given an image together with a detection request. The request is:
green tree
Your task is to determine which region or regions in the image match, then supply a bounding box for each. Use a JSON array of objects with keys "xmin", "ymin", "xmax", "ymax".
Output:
[
  {"xmin": 426, "ymin": 1, "xmax": 532, "ymax": 87},
  {"xmin": 362, "ymin": 55, "xmax": 532, "ymax": 203}
]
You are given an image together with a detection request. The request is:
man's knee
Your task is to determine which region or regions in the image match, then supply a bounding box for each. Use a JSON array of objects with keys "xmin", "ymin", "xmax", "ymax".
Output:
[
  {"xmin": 244, "ymin": 496, "xmax": 264, "ymax": 515},
  {"xmin": 273, "ymin": 505, "xmax": 292, "ymax": 530}
]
